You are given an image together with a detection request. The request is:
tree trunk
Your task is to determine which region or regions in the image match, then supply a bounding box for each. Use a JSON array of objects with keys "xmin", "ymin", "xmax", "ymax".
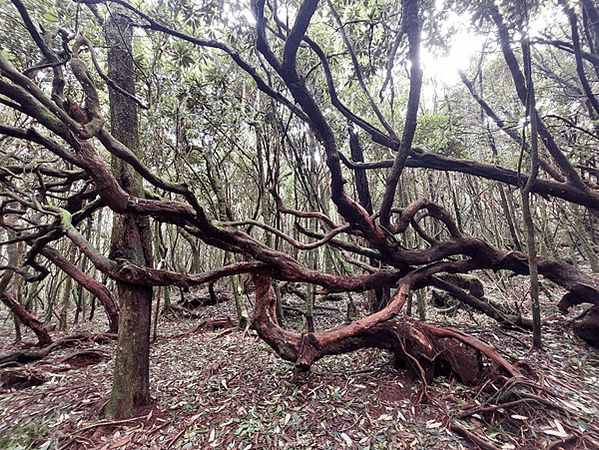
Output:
[
  {"xmin": 1, "ymin": 226, "xmax": 22, "ymax": 342},
  {"xmin": 521, "ymin": 17, "xmax": 542, "ymax": 349},
  {"xmin": 104, "ymin": 10, "xmax": 153, "ymax": 419},
  {"xmin": 349, "ymin": 128, "xmax": 389, "ymax": 311}
]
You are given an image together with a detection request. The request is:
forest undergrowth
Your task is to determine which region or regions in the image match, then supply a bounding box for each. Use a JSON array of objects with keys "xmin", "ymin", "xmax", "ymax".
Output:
[{"xmin": 1, "ymin": 272, "xmax": 599, "ymax": 450}]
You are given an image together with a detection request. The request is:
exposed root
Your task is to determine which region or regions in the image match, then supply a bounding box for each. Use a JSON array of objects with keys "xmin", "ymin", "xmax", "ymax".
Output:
[
  {"xmin": 451, "ymin": 376, "xmax": 599, "ymax": 450},
  {"xmin": 58, "ymin": 350, "xmax": 107, "ymax": 369},
  {"xmin": 449, "ymin": 423, "xmax": 501, "ymax": 450},
  {"xmin": 0, "ymin": 368, "xmax": 46, "ymax": 390},
  {"xmin": 193, "ymin": 317, "xmax": 238, "ymax": 333}
]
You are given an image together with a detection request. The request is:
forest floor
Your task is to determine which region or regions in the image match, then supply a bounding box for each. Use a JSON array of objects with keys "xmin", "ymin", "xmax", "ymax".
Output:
[{"xmin": 1, "ymin": 272, "xmax": 599, "ymax": 450}]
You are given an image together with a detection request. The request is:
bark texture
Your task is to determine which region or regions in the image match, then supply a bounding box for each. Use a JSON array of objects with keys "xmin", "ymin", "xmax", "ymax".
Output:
[
  {"xmin": 251, "ymin": 273, "xmax": 521, "ymax": 382},
  {"xmin": 0, "ymin": 293, "xmax": 52, "ymax": 347},
  {"xmin": 104, "ymin": 10, "xmax": 153, "ymax": 419}
]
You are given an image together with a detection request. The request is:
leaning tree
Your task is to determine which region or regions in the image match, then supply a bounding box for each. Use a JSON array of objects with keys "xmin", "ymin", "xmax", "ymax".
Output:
[{"xmin": 1, "ymin": 0, "xmax": 598, "ymax": 418}]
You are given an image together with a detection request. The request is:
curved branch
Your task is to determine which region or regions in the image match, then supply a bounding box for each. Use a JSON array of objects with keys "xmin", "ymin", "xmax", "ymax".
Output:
[
  {"xmin": 282, "ymin": 0, "xmax": 319, "ymax": 73},
  {"xmin": 421, "ymin": 322, "xmax": 522, "ymax": 378},
  {"xmin": 40, "ymin": 246, "xmax": 119, "ymax": 333},
  {"xmin": 73, "ymin": 33, "xmax": 148, "ymax": 109},
  {"xmin": 0, "ymin": 124, "xmax": 81, "ymax": 166},
  {"xmin": 1, "ymin": 293, "xmax": 53, "ymax": 346},
  {"xmin": 312, "ymin": 272, "xmax": 412, "ymax": 349},
  {"xmin": 378, "ymin": 0, "xmax": 422, "ymax": 228},
  {"xmin": 271, "ymin": 188, "xmax": 339, "ymax": 229},
  {"xmin": 340, "ymin": 148, "xmax": 599, "ymax": 211},
  {"xmin": 296, "ymin": 224, "xmax": 387, "ymax": 261},
  {"xmin": 10, "ymin": 0, "xmax": 65, "ymax": 102},
  {"xmin": 69, "ymin": 35, "xmax": 105, "ymax": 138},
  {"xmin": 0, "ymin": 57, "xmax": 79, "ymax": 135},
  {"xmin": 429, "ymin": 276, "xmax": 530, "ymax": 330},
  {"xmin": 392, "ymin": 198, "xmax": 462, "ymax": 238},
  {"xmin": 226, "ymin": 219, "xmax": 351, "ymax": 250}
]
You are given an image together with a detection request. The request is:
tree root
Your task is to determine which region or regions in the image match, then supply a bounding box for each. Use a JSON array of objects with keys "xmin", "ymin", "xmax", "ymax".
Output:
[
  {"xmin": 0, "ymin": 367, "xmax": 47, "ymax": 390},
  {"xmin": 252, "ymin": 272, "xmax": 522, "ymax": 384},
  {"xmin": 449, "ymin": 423, "xmax": 501, "ymax": 450},
  {"xmin": 451, "ymin": 375, "xmax": 599, "ymax": 450},
  {"xmin": 0, "ymin": 333, "xmax": 115, "ymax": 366},
  {"xmin": 546, "ymin": 435, "xmax": 580, "ymax": 450}
]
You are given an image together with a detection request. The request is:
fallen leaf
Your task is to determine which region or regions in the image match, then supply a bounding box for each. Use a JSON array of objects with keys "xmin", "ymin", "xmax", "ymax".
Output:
[
  {"xmin": 340, "ymin": 432, "xmax": 352, "ymax": 446},
  {"xmin": 554, "ymin": 419, "xmax": 566, "ymax": 436},
  {"xmin": 110, "ymin": 437, "xmax": 131, "ymax": 448}
]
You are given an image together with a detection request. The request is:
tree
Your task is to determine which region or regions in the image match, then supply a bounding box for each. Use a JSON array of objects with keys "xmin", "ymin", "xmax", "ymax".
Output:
[
  {"xmin": 1, "ymin": 0, "xmax": 598, "ymax": 418},
  {"xmin": 103, "ymin": 9, "xmax": 154, "ymax": 418}
]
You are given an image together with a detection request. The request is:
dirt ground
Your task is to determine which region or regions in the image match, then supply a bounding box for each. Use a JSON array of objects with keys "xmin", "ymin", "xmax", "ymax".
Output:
[{"xmin": 1, "ymin": 275, "xmax": 599, "ymax": 449}]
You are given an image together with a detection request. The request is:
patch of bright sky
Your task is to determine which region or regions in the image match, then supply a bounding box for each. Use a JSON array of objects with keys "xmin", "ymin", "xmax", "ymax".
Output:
[
  {"xmin": 420, "ymin": 9, "xmax": 485, "ymax": 88},
  {"xmin": 221, "ymin": 0, "xmax": 297, "ymax": 27},
  {"xmin": 421, "ymin": 1, "xmax": 564, "ymax": 89},
  {"xmin": 222, "ymin": 1, "xmax": 255, "ymax": 26}
]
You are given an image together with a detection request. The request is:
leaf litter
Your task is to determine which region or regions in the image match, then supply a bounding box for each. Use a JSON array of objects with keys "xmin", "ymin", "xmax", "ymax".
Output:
[{"xmin": 0, "ymin": 285, "xmax": 598, "ymax": 449}]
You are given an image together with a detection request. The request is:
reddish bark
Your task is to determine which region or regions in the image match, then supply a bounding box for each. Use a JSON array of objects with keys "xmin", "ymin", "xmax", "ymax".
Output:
[
  {"xmin": 0, "ymin": 293, "xmax": 52, "ymax": 347},
  {"xmin": 419, "ymin": 322, "xmax": 521, "ymax": 378},
  {"xmin": 40, "ymin": 246, "xmax": 119, "ymax": 333},
  {"xmin": 251, "ymin": 273, "xmax": 521, "ymax": 382},
  {"xmin": 2, "ymin": 0, "xmax": 598, "ymax": 393}
]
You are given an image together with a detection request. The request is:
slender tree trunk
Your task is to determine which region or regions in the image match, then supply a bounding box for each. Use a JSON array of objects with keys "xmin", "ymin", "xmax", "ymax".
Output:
[
  {"xmin": 104, "ymin": 10, "xmax": 153, "ymax": 419},
  {"xmin": 1, "ymin": 227, "xmax": 22, "ymax": 342},
  {"xmin": 231, "ymin": 271, "xmax": 250, "ymax": 329},
  {"xmin": 521, "ymin": 8, "xmax": 542, "ymax": 349},
  {"xmin": 349, "ymin": 129, "xmax": 389, "ymax": 311},
  {"xmin": 204, "ymin": 152, "xmax": 251, "ymax": 328},
  {"xmin": 570, "ymin": 205, "xmax": 599, "ymax": 272},
  {"xmin": 498, "ymin": 183, "xmax": 522, "ymax": 251},
  {"xmin": 59, "ymin": 274, "xmax": 72, "ymax": 331},
  {"xmin": 75, "ymin": 218, "xmax": 93, "ymax": 324}
]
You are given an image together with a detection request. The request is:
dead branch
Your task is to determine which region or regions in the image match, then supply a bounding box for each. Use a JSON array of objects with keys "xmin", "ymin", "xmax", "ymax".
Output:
[{"xmin": 0, "ymin": 333, "xmax": 115, "ymax": 366}]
